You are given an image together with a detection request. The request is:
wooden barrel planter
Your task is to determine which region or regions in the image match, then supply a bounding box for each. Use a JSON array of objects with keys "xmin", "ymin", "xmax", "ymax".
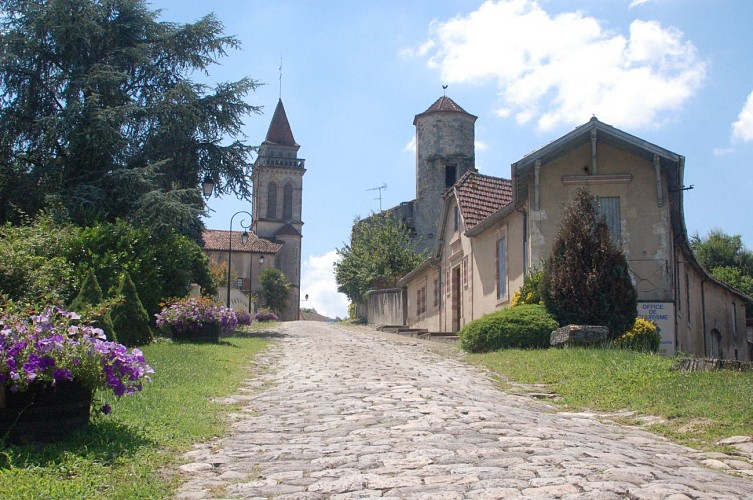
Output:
[
  {"xmin": 0, "ymin": 380, "xmax": 92, "ymax": 445},
  {"xmin": 170, "ymin": 323, "xmax": 221, "ymax": 342}
]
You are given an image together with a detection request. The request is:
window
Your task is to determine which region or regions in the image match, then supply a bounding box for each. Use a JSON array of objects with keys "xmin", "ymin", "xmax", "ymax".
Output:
[
  {"xmin": 462, "ymin": 256, "xmax": 469, "ymax": 289},
  {"xmin": 598, "ymin": 197, "xmax": 621, "ymax": 243},
  {"xmin": 453, "ymin": 206, "xmax": 460, "ymax": 233},
  {"xmin": 445, "ymin": 164, "xmax": 457, "ymax": 188},
  {"xmin": 433, "ymin": 278, "xmax": 439, "ymax": 307},
  {"xmin": 283, "ymin": 183, "xmax": 293, "ymax": 220},
  {"xmin": 267, "ymin": 182, "xmax": 277, "ymax": 219},
  {"xmin": 416, "ymin": 286, "xmax": 427, "ymax": 316},
  {"xmin": 497, "ymin": 236, "xmax": 507, "ymax": 299}
]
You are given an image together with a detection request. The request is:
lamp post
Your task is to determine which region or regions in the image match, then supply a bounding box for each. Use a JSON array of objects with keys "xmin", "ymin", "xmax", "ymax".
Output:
[{"xmin": 227, "ymin": 211, "xmax": 251, "ymax": 309}]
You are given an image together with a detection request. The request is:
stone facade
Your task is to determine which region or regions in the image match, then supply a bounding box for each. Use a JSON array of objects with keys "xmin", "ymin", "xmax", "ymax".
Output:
[
  {"xmin": 251, "ymin": 99, "xmax": 305, "ymax": 321},
  {"xmin": 203, "ymin": 99, "xmax": 304, "ymax": 321},
  {"xmin": 396, "ymin": 99, "xmax": 753, "ymax": 361},
  {"xmin": 380, "ymin": 96, "xmax": 477, "ymax": 254}
]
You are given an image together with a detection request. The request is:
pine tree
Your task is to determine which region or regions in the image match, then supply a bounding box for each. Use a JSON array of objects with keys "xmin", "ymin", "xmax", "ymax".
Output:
[
  {"xmin": 69, "ymin": 268, "xmax": 117, "ymax": 341},
  {"xmin": 111, "ymin": 272, "xmax": 152, "ymax": 346},
  {"xmin": 542, "ymin": 188, "xmax": 637, "ymax": 338}
]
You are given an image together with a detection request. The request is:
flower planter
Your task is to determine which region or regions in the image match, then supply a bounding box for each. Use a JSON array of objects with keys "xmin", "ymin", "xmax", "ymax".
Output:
[
  {"xmin": 0, "ymin": 380, "xmax": 92, "ymax": 445},
  {"xmin": 170, "ymin": 323, "xmax": 222, "ymax": 342}
]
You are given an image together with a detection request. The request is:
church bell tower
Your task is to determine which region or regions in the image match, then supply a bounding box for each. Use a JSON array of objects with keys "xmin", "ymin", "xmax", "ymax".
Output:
[{"xmin": 252, "ymin": 99, "xmax": 305, "ymax": 321}]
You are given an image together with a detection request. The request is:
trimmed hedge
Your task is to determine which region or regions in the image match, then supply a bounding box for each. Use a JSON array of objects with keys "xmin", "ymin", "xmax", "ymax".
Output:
[{"xmin": 459, "ymin": 304, "xmax": 559, "ymax": 353}]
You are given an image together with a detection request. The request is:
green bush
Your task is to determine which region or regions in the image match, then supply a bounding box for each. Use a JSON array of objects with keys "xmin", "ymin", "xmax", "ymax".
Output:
[
  {"xmin": 614, "ymin": 317, "xmax": 660, "ymax": 352},
  {"xmin": 111, "ymin": 272, "xmax": 153, "ymax": 347},
  {"xmin": 69, "ymin": 269, "xmax": 117, "ymax": 341},
  {"xmin": 459, "ymin": 304, "xmax": 559, "ymax": 353}
]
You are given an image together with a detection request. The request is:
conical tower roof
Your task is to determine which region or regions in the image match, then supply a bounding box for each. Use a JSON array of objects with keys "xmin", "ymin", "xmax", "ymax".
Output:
[
  {"xmin": 413, "ymin": 95, "xmax": 477, "ymax": 124},
  {"xmin": 264, "ymin": 99, "xmax": 298, "ymax": 146}
]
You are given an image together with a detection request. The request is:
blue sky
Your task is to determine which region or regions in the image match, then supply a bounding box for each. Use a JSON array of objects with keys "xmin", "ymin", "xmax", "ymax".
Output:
[{"xmin": 150, "ymin": 0, "xmax": 753, "ymax": 319}]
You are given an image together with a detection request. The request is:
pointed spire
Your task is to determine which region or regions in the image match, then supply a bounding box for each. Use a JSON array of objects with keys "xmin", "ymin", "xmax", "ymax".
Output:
[{"xmin": 264, "ymin": 99, "xmax": 297, "ymax": 146}]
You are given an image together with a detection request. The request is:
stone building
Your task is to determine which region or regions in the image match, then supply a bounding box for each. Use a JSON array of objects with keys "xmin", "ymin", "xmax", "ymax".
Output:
[
  {"xmin": 384, "ymin": 96, "xmax": 478, "ymax": 253},
  {"xmin": 203, "ymin": 99, "xmax": 305, "ymax": 321},
  {"xmin": 377, "ymin": 96, "xmax": 753, "ymax": 360}
]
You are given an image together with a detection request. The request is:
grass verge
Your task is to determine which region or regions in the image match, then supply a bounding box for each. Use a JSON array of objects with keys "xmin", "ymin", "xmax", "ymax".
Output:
[
  {"xmin": 0, "ymin": 336, "xmax": 268, "ymax": 499},
  {"xmin": 467, "ymin": 347, "xmax": 753, "ymax": 450}
]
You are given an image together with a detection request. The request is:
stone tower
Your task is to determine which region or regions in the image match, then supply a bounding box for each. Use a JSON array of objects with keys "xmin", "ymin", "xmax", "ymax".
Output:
[
  {"xmin": 252, "ymin": 99, "xmax": 305, "ymax": 321},
  {"xmin": 412, "ymin": 96, "xmax": 477, "ymax": 251}
]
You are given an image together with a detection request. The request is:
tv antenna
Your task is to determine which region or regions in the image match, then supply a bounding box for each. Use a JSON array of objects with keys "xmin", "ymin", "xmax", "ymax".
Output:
[{"xmin": 366, "ymin": 183, "xmax": 387, "ymax": 211}]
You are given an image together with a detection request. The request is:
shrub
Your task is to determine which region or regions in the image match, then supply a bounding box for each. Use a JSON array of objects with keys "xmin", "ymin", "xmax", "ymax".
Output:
[
  {"xmin": 155, "ymin": 297, "xmax": 238, "ymax": 337},
  {"xmin": 235, "ymin": 311, "xmax": 253, "ymax": 326},
  {"xmin": 459, "ymin": 304, "xmax": 559, "ymax": 353},
  {"xmin": 511, "ymin": 268, "xmax": 544, "ymax": 307},
  {"xmin": 614, "ymin": 317, "xmax": 660, "ymax": 352},
  {"xmin": 541, "ymin": 188, "xmax": 637, "ymax": 338},
  {"xmin": 254, "ymin": 310, "xmax": 278, "ymax": 322},
  {"xmin": 111, "ymin": 272, "xmax": 153, "ymax": 347},
  {"xmin": 0, "ymin": 305, "xmax": 153, "ymax": 399},
  {"xmin": 69, "ymin": 269, "xmax": 117, "ymax": 341}
]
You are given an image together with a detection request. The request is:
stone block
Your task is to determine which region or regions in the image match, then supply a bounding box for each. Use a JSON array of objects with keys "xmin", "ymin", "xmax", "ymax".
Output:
[{"xmin": 550, "ymin": 325, "xmax": 609, "ymax": 347}]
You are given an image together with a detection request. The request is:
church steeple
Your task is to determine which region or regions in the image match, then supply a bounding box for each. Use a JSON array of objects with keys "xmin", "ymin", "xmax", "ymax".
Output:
[
  {"xmin": 251, "ymin": 98, "xmax": 305, "ymax": 321},
  {"xmin": 264, "ymin": 99, "xmax": 298, "ymax": 147}
]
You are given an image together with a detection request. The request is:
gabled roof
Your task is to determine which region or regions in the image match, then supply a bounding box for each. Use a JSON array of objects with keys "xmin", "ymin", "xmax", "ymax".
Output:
[
  {"xmin": 452, "ymin": 171, "xmax": 513, "ymax": 231},
  {"xmin": 263, "ymin": 99, "xmax": 297, "ymax": 147},
  {"xmin": 275, "ymin": 222, "xmax": 302, "ymax": 238},
  {"xmin": 514, "ymin": 116, "xmax": 681, "ymax": 173},
  {"xmin": 202, "ymin": 229, "xmax": 283, "ymax": 254},
  {"xmin": 413, "ymin": 95, "xmax": 477, "ymax": 124}
]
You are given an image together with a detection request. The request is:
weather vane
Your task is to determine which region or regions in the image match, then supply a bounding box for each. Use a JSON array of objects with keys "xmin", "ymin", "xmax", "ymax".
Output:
[{"xmin": 442, "ymin": 84, "xmax": 448, "ymax": 96}]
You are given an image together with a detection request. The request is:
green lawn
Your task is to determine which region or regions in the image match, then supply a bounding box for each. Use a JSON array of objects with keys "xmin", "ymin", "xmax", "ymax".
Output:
[
  {"xmin": 467, "ymin": 347, "xmax": 753, "ymax": 450},
  {"xmin": 0, "ymin": 336, "xmax": 268, "ymax": 499}
]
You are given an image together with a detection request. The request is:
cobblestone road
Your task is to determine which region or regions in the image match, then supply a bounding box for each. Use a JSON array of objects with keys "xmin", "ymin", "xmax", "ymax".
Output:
[{"xmin": 176, "ymin": 321, "xmax": 753, "ymax": 499}]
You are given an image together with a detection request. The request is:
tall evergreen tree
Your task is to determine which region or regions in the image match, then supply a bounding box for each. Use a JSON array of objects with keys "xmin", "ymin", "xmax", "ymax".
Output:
[
  {"xmin": 69, "ymin": 268, "xmax": 117, "ymax": 341},
  {"xmin": 111, "ymin": 271, "xmax": 152, "ymax": 346},
  {"xmin": 542, "ymin": 188, "xmax": 637, "ymax": 337},
  {"xmin": 0, "ymin": 0, "xmax": 260, "ymax": 236}
]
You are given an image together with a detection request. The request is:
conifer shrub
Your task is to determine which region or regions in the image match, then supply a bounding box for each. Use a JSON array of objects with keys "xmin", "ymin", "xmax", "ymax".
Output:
[
  {"xmin": 69, "ymin": 268, "xmax": 117, "ymax": 341},
  {"xmin": 614, "ymin": 317, "xmax": 661, "ymax": 352},
  {"xmin": 541, "ymin": 188, "xmax": 637, "ymax": 338},
  {"xmin": 111, "ymin": 272, "xmax": 153, "ymax": 347},
  {"xmin": 459, "ymin": 304, "xmax": 559, "ymax": 353}
]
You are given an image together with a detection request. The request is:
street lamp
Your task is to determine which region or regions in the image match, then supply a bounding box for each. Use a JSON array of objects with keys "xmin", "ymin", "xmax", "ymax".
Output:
[
  {"xmin": 202, "ymin": 176, "xmax": 215, "ymax": 200},
  {"xmin": 227, "ymin": 211, "xmax": 251, "ymax": 309}
]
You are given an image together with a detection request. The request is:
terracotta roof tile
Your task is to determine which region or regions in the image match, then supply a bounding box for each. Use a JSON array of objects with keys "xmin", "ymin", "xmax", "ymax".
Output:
[
  {"xmin": 453, "ymin": 172, "xmax": 512, "ymax": 230},
  {"xmin": 202, "ymin": 229, "xmax": 283, "ymax": 253},
  {"xmin": 414, "ymin": 95, "xmax": 477, "ymax": 124},
  {"xmin": 264, "ymin": 99, "xmax": 297, "ymax": 146}
]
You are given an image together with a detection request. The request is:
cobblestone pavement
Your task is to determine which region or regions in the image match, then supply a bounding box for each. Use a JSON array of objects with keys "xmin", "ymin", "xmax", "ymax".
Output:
[{"xmin": 175, "ymin": 321, "xmax": 753, "ymax": 499}]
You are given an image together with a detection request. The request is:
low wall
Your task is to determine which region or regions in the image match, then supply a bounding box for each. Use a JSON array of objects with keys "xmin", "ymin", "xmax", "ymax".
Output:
[{"xmin": 366, "ymin": 288, "xmax": 405, "ymax": 326}]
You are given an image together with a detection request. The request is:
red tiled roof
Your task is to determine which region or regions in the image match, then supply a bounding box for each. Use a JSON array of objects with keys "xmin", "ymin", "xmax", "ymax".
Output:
[
  {"xmin": 414, "ymin": 95, "xmax": 477, "ymax": 124},
  {"xmin": 453, "ymin": 171, "xmax": 512, "ymax": 230},
  {"xmin": 202, "ymin": 229, "xmax": 283, "ymax": 253},
  {"xmin": 264, "ymin": 99, "xmax": 297, "ymax": 146}
]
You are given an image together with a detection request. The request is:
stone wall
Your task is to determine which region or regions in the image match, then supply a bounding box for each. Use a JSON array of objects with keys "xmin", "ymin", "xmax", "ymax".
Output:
[{"xmin": 366, "ymin": 288, "xmax": 405, "ymax": 326}]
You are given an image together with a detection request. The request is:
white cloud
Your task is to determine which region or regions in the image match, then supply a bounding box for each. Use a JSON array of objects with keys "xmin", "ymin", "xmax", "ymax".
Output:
[
  {"xmin": 713, "ymin": 147, "xmax": 735, "ymax": 156},
  {"xmin": 732, "ymin": 91, "xmax": 753, "ymax": 142},
  {"xmin": 412, "ymin": 0, "xmax": 706, "ymax": 131},
  {"xmin": 404, "ymin": 135, "xmax": 416, "ymax": 154},
  {"xmin": 300, "ymin": 250, "xmax": 349, "ymax": 319},
  {"xmin": 629, "ymin": 0, "xmax": 651, "ymax": 7}
]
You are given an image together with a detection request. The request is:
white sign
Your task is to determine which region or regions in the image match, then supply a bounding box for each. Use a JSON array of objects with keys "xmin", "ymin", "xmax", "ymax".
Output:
[{"xmin": 637, "ymin": 302, "xmax": 675, "ymax": 355}]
